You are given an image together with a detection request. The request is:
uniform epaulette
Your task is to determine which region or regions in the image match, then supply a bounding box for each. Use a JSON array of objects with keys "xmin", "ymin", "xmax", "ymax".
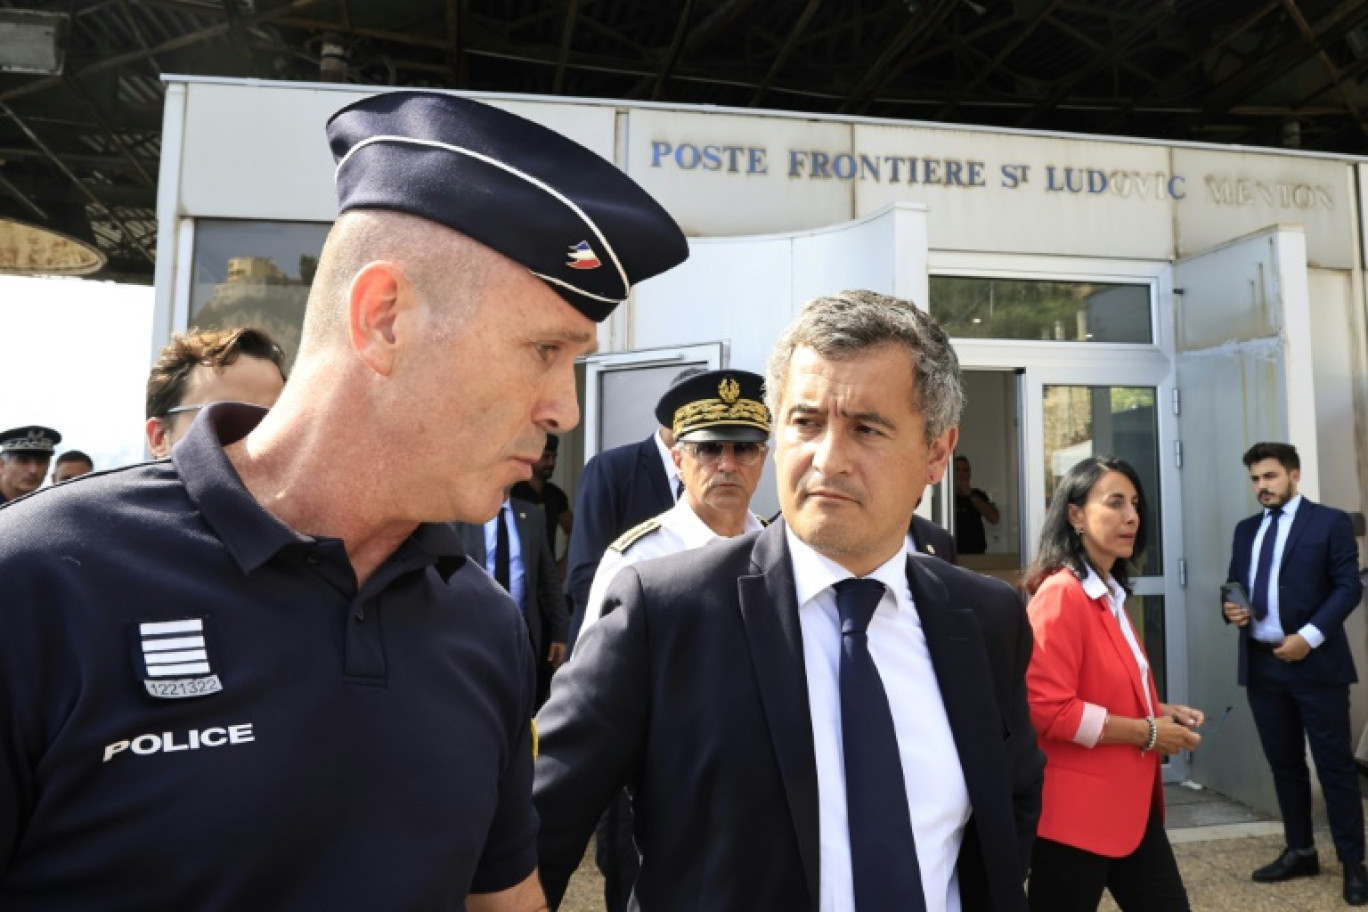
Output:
[
  {"xmin": 609, "ymin": 518, "xmax": 661, "ymax": 553},
  {"xmin": 754, "ymin": 512, "xmax": 770, "ymax": 527}
]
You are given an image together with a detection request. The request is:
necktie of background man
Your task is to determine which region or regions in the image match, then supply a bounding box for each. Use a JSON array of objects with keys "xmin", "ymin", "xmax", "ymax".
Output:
[
  {"xmin": 835, "ymin": 577, "xmax": 927, "ymax": 911},
  {"xmin": 495, "ymin": 505, "xmax": 511, "ymax": 592},
  {"xmin": 1251, "ymin": 508, "xmax": 1282, "ymax": 621}
]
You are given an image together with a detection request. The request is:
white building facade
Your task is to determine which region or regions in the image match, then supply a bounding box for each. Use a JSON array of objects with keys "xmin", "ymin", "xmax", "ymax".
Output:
[{"xmin": 154, "ymin": 75, "xmax": 1368, "ymax": 816}]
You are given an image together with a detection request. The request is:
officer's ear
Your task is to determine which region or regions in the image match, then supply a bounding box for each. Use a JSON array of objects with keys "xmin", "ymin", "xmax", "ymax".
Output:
[
  {"xmin": 146, "ymin": 417, "xmax": 170, "ymax": 459},
  {"xmin": 347, "ymin": 261, "xmax": 410, "ymax": 377},
  {"xmin": 671, "ymin": 446, "xmax": 685, "ymax": 472}
]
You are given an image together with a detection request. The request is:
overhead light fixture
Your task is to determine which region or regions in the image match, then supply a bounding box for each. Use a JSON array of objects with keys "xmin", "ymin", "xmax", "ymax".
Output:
[{"xmin": 0, "ymin": 10, "xmax": 68, "ymax": 76}]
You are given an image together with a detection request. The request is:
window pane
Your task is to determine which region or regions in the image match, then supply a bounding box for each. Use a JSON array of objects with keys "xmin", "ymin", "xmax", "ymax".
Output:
[
  {"xmin": 598, "ymin": 362, "xmax": 709, "ymax": 452},
  {"xmin": 1042, "ymin": 385, "xmax": 1163, "ymax": 573},
  {"xmin": 1127, "ymin": 594, "xmax": 1167, "ymax": 702},
  {"xmin": 930, "ymin": 276, "xmax": 1152, "ymax": 343},
  {"xmin": 190, "ymin": 220, "xmax": 331, "ymax": 369}
]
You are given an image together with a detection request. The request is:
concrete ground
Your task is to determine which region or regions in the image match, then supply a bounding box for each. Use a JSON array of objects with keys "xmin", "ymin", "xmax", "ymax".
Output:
[{"xmin": 558, "ymin": 783, "xmax": 1368, "ymax": 911}]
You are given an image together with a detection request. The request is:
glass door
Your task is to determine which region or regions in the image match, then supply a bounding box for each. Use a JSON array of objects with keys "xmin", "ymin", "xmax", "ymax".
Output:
[{"xmin": 1022, "ymin": 366, "xmax": 1190, "ymax": 781}]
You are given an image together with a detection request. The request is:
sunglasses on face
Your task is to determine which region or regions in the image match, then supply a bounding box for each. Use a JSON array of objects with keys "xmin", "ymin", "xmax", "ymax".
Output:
[{"xmin": 681, "ymin": 441, "xmax": 768, "ymax": 467}]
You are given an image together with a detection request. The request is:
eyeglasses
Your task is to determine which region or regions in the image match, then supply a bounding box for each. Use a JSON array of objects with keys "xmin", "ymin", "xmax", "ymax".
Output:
[
  {"xmin": 681, "ymin": 441, "xmax": 768, "ymax": 467},
  {"xmin": 161, "ymin": 404, "xmax": 205, "ymax": 419}
]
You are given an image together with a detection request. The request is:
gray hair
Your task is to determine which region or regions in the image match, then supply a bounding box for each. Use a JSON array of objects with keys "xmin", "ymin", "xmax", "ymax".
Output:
[{"xmin": 764, "ymin": 289, "xmax": 963, "ymax": 443}]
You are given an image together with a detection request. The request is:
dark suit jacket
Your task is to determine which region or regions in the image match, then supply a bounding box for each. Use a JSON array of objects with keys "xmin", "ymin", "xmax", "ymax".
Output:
[
  {"xmin": 566, "ymin": 434, "xmax": 674, "ymax": 647},
  {"xmin": 455, "ymin": 499, "xmax": 567, "ymax": 659},
  {"xmin": 535, "ymin": 520, "xmax": 1043, "ymax": 912},
  {"xmin": 1226, "ymin": 497, "xmax": 1362, "ymax": 686},
  {"xmin": 910, "ymin": 513, "xmax": 958, "ymax": 564}
]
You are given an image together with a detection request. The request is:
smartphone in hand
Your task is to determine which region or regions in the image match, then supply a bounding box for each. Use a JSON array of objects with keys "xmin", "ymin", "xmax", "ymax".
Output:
[{"xmin": 1221, "ymin": 581, "xmax": 1250, "ymax": 610}]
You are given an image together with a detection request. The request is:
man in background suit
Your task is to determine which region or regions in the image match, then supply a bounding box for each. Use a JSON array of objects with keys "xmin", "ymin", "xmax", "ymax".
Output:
[
  {"xmin": 457, "ymin": 497, "xmax": 568, "ymax": 706},
  {"xmin": 566, "ymin": 366, "xmax": 708, "ymax": 649},
  {"xmin": 1222, "ymin": 441, "xmax": 1366, "ymax": 905},
  {"xmin": 536, "ymin": 290, "xmax": 1043, "ymax": 911}
]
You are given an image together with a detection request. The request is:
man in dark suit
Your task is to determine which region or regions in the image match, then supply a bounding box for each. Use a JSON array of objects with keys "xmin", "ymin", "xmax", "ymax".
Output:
[
  {"xmin": 910, "ymin": 513, "xmax": 957, "ymax": 564},
  {"xmin": 456, "ymin": 497, "xmax": 568, "ymax": 706},
  {"xmin": 536, "ymin": 291, "xmax": 1044, "ymax": 911},
  {"xmin": 1222, "ymin": 441, "xmax": 1366, "ymax": 905}
]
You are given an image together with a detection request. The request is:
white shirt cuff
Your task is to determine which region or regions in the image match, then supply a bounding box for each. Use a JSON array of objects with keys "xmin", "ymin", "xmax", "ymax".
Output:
[
  {"xmin": 1074, "ymin": 702, "xmax": 1107, "ymax": 747},
  {"xmin": 1299, "ymin": 624, "xmax": 1325, "ymax": 649}
]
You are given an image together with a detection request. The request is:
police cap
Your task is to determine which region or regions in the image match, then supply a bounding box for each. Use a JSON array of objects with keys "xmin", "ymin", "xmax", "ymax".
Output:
[
  {"xmin": 0, "ymin": 425, "xmax": 60, "ymax": 455},
  {"xmin": 327, "ymin": 90, "xmax": 689, "ymax": 323},
  {"xmin": 654, "ymin": 370, "xmax": 769, "ymax": 443}
]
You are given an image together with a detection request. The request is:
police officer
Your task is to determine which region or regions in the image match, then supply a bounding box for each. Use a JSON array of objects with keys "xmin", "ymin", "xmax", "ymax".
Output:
[
  {"xmin": 0, "ymin": 425, "xmax": 60, "ymax": 503},
  {"xmin": 0, "ymin": 91, "xmax": 686, "ymax": 911},
  {"xmin": 580, "ymin": 369, "xmax": 771, "ymax": 632}
]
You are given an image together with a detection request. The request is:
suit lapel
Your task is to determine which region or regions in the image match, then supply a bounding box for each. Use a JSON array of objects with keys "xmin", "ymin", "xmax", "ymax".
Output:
[
  {"xmin": 1091, "ymin": 585, "xmax": 1151, "ymax": 714},
  {"xmin": 639, "ymin": 436, "xmax": 673, "ymax": 508},
  {"xmin": 513, "ymin": 504, "xmax": 535, "ymax": 568},
  {"xmin": 737, "ymin": 522, "xmax": 820, "ymax": 908},
  {"xmin": 905, "ymin": 557, "xmax": 1017, "ymax": 888},
  {"xmin": 1234, "ymin": 517, "xmax": 1256, "ymax": 585}
]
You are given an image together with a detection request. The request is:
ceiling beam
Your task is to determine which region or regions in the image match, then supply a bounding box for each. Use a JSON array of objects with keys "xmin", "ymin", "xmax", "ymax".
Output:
[
  {"xmin": 1017, "ymin": 3, "xmax": 1177, "ymax": 128},
  {"xmin": 0, "ymin": 0, "xmax": 329, "ymax": 106},
  {"xmin": 272, "ymin": 16, "xmax": 449, "ymax": 51},
  {"xmin": 1197, "ymin": 0, "xmax": 1368, "ymax": 118},
  {"xmin": 0, "ymin": 102, "xmax": 154, "ymax": 262},
  {"xmin": 936, "ymin": 0, "xmax": 1065, "ymax": 119},
  {"xmin": 652, "ymin": 0, "xmax": 696, "ymax": 101},
  {"xmin": 840, "ymin": 0, "xmax": 961, "ymax": 116},
  {"xmin": 1099, "ymin": 1, "xmax": 1280, "ymax": 132},
  {"xmin": 62, "ymin": 77, "xmax": 155, "ymax": 187},
  {"xmin": 0, "ymin": 145, "xmax": 156, "ymax": 172},
  {"xmin": 553, "ymin": 0, "xmax": 581, "ymax": 94},
  {"xmin": 749, "ymin": 0, "xmax": 824, "ymax": 107},
  {"xmin": 684, "ymin": 0, "xmax": 760, "ymax": 55},
  {"xmin": 0, "ymin": 170, "xmax": 48, "ymax": 222},
  {"xmin": 1280, "ymin": 0, "xmax": 1368, "ymax": 142}
]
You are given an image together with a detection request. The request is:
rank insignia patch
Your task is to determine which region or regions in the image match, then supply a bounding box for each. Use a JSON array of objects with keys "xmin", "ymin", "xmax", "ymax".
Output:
[{"xmin": 137, "ymin": 618, "xmax": 223, "ymax": 699}]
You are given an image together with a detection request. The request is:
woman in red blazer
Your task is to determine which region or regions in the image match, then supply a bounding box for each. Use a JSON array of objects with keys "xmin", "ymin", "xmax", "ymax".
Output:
[{"xmin": 1023, "ymin": 456, "xmax": 1205, "ymax": 911}]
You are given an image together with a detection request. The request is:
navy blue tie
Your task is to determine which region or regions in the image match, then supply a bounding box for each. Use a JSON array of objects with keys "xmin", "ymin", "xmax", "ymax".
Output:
[
  {"xmin": 1250, "ymin": 507, "xmax": 1282, "ymax": 621},
  {"xmin": 834, "ymin": 577, "xmax": 925, "ymax": 912}
]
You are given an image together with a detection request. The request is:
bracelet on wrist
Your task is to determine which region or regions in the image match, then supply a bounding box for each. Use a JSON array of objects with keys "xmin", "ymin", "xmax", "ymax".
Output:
[{"xmin": 1141, "ymin": 716, "xmax": 1158, "ymax": 752}]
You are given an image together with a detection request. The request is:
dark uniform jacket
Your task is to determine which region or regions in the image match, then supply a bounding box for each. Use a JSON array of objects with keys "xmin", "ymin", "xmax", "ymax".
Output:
[
  {"xmin": 565, "ymin": 434, "xmax": 673, "ymax": 646},
  {"xmin": 535, "ymin": 520, "xmax": 1044, "ymax": 912}
]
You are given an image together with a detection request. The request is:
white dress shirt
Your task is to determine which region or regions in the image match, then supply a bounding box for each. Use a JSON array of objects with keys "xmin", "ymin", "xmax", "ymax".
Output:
[
  {"xmin": 581, "ymin": 497, "xmax": 764, "ymax": 632},
  {"xmin": 481, "ymin": 499, "xmax": 525, "ymax": 609},
  {"xmin": 790, "ymin": 528, "xmax": 971, "ymax": 912},
  {"xmin": 1247, "ymin": 494, "xmax": 1324, "ymax": 648},
  {"xmin": 1072, "ymin": 567, "xmax": 1153, "ymax": 747}
]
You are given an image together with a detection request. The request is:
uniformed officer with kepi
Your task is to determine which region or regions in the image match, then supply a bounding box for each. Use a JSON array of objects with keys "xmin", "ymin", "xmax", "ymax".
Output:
[
  {"xmin": 580, "ymin": 369, "xmax": 772, "ymax": 632},
  {"xmin": 0, "ymin": 425, "xmax": 60, "ymax": 503}
]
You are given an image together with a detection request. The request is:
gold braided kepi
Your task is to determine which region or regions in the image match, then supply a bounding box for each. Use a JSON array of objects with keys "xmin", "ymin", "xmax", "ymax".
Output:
[{"xmin": 654, "ymin": 370, "xmax": 769, "ymax": 443}]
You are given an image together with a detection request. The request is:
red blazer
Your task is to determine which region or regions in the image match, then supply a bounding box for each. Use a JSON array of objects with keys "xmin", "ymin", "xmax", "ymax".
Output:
[{"xmin": 1026, "ymin": 568, "xmax": 1163, "ymax": 857}]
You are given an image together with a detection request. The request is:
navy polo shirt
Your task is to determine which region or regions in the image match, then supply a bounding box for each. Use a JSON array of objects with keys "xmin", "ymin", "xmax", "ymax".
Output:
[{"xmin": 0, "ymin": 404, "xmax": 538, "ymax": 909}]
